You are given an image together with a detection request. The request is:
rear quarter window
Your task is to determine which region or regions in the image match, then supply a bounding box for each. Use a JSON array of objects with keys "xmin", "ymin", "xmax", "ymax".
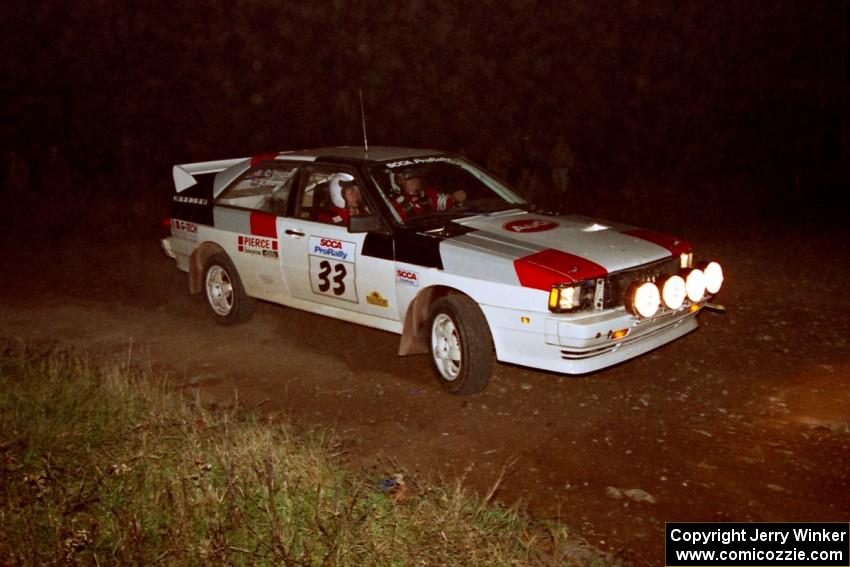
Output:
[{"xmin": 217, "ymin": 164, "xmax": 297, "ymax": 214}]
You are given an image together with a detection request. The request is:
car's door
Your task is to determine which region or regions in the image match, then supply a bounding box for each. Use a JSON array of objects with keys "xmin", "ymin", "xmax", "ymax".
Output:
[
  {"xmin": 277, "ymin": 165, "xmax": 400, "ymax": 324},
  {"xmin": 210, "ymin": 161, "xmax": 298, "ymax": 304}
]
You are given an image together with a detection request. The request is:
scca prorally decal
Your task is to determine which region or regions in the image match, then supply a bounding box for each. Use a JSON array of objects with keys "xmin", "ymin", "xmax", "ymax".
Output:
[
  {"xmin": 385, "ymin": 156, "xmax": 451, "ymax": 168},
  {"xmin": 308, "ymin": 236, "xmax": 358, "ymax": 303},
  {"xmin": 238, "ymin": 235, "xmax": 278, "ymax": 259},
  {"xmin": 171, "ymin": 219, "xmax": 198, "ymax": 241},
  {"xmin": 503, "ymin": 219, "xmax": 559, "ymax": 233},
  {"xmin": 309, "ymin": 236, "xmax": 356, "ymax": 262},
  {"xmin": 396, "ymin": 269, "xmax": 419, "ymax": 287}
]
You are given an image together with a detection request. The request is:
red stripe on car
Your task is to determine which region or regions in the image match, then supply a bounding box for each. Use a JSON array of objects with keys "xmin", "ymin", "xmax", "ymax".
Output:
[
  {"xmin": 622, "ymin": 229, "xmax": 691, "ymax": 256},
  {"xmin": 513, "ymin": 249, "xmax": 607, "ymax": 291},
  {"xmin": 250, "ymin": 211, "xmax": 277, "ymax": 238},
  {"xmin": 250, "ymin": 152, "xmax": 279, "ymax": 166}
]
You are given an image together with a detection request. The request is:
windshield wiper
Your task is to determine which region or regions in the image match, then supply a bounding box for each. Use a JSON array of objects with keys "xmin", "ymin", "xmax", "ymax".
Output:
[
  {"xmin": 471, "ymin": 204, "xmax": 520, "ymax": 213},
  {"xmin": 404, "ymin": 210, "xmax": 466, "ymax": 226}
]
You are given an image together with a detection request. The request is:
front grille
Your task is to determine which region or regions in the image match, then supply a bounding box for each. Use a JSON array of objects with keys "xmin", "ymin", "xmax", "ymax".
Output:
[{"xmin": 598, "ymin": 257, "xmax": 679, "ymax": 309}]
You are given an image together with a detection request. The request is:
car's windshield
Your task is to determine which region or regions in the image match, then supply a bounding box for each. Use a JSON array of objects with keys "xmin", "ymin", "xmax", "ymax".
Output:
[{"xmin": 368, "ymin": 156, "xmax": 527, "ymax": 226}]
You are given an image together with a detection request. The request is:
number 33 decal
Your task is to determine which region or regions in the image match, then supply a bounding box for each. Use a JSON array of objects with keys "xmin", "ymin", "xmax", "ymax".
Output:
[
  {"xmin": 309, "ymin": 256, "xmax": 357, "ymax": 302},
  {"xmin": 317, "ymin": 260, "xmax": 346, "ymax": 295}
]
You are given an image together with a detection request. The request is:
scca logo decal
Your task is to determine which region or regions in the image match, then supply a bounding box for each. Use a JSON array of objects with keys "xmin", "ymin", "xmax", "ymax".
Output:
[
  {"xmin": 396, "ymin": 269, "xmax": 419, "ymax": 286},
  {"xmin": 309, "ymin": 236, "xmax": 354, "ymax": 262},
  {"xmin": 503, "ymin": 219, "xmax": 559, "ymax": 233}
]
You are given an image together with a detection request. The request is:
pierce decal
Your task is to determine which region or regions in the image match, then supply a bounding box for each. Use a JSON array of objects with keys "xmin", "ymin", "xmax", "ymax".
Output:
[
  {"xmin": 395, "ymin": 269, "xmax": 419, "ymax": 287},
  {"xmin": 238, "ymin": 235, "xmax": 278, "ymax": 258},
  {"xmin": 504, "ymin": 219, "xmax": 559, "ymax": 233}
]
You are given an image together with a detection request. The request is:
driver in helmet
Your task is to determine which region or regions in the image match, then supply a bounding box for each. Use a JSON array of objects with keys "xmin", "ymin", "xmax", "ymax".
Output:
[
  {"xmin": 391, "ymin": 168, "xmax": 466, "ymax": 222},
  {"xmin": 318, "ymin": 172, "xmax": 365, "ymax": 225}
]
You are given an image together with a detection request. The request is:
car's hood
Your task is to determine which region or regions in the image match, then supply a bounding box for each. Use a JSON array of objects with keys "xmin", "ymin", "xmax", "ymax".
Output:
[
  {"xmin": 451, "ymin": 210, "xmax": 676, "ymax": 272},
  {"xmin": 437, "ymin": 210, "xmax": 688, "ymax": 290}
]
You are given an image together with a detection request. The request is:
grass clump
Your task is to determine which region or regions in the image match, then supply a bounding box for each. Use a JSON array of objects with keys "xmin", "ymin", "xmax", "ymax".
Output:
[{"xmin": 0, "ymin": 341, "xmax": 608, "ymax": 566}]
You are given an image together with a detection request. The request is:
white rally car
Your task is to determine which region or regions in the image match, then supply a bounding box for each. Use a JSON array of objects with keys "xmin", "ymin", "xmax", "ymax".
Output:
[{"xmin": 161, "ymin": 147, "xmax": 723, "ymax": 394}]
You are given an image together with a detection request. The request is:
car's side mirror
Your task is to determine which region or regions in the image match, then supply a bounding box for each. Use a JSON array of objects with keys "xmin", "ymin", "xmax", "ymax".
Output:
[{"xmin": 348, "ymin": 214, "xmax": 389, "ymax": 235}]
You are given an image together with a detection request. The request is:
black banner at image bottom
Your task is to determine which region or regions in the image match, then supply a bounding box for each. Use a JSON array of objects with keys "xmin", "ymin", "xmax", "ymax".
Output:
[{"xmin": 666, "ymin": 522, "xmax": 849, "ymax": 566}]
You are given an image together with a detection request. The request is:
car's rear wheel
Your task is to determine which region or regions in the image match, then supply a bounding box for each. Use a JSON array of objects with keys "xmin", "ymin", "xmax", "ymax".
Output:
[
  {"xmin": 429, "ymin": 295, "xmax": 493, "ymax": 394},
  {"xmin": 204, "ymin": 252, "xmax": 254, "ymax": 325}
]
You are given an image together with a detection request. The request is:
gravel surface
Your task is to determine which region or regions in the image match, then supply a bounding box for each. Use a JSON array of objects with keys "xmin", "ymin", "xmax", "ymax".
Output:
[{"xmin": 2, "ymin": 218, "xmax": 848, "ymax": 565}]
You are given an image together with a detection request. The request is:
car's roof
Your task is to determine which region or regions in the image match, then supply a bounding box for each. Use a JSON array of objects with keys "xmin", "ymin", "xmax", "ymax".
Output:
[{"xmin": 274, "ymin": 146, "xmax": 447, "ymax": 163}]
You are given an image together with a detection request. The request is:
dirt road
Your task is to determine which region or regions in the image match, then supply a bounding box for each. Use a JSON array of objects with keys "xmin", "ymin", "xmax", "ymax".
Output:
[{"xmin": 2, "ymin": 218, "xmax": 848, "ymax": 565}]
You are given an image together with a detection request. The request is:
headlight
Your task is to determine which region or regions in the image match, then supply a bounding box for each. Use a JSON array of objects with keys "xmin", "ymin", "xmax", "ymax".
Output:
[
  {"xmin": 704, "ymin": 261, "xmax": 723, "ymax": 294},
  {"xmin": 685, "ymin": 268, "xmax": 706, "ymax": 303},
  {"xmin": 627, "ymin": 281, "xmax": 660, "ymax": 318},
  {"xmin": 548, "ymin": 284, "xmax": 583, "ymax": 312},
  {"xmin": 661, "ymin": 275, "xmax": 686, "ymax": 310}
]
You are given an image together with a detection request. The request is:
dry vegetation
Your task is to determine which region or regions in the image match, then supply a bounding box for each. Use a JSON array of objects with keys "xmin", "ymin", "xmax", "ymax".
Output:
[{"xmin": 0, "ymin": 341, "xmax": 611, "ymax": 566}]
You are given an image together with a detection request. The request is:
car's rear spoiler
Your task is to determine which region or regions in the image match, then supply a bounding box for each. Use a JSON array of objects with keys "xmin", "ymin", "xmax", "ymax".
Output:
[{"xmin": 172, "ymin": 158, "xmax": 249, "ymax": 193}]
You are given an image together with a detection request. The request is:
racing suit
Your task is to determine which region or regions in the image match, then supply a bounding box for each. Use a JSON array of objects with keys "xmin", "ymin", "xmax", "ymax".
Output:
[
  {"xmin": 392, "ymin": 188, "xmax": 457, "ymax": 222},
  {"xmin": 317, "ymin": 205, "xmax": 351, "ymax": 225}
]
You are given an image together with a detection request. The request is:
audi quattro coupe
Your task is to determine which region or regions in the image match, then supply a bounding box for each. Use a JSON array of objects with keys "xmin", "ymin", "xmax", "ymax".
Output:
[{"xmin": 161, "ymin": 146, "xmax": 724, "ymax": 394}]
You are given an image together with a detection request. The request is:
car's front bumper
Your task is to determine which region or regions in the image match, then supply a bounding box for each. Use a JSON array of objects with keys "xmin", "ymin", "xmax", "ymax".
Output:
[{"xmin": 482, "ymin": 303, "xmax": 701, "ymax": 375}]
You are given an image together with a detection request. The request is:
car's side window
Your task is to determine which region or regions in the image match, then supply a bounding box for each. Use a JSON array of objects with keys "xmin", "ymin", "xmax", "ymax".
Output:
[
  {"xmin": 217, "ymin": 163, "xmax": 298, "ymax": 214},
  {"xmin": 298, "ymin": 170, "xmax": 336, "ymax": 221},
  {"xmin": 296, "ymin": 168, "xmax": 372, "ymax": 225}
]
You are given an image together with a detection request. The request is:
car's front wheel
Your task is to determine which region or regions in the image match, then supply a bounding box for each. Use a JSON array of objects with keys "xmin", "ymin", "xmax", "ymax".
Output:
[
  {"xmin": 429, "ymin": 295, "xmax": 493, "ymax": 395},
  {"xmin": 203, "ymin": 252, "xmax": 255, "ymax": 325}
]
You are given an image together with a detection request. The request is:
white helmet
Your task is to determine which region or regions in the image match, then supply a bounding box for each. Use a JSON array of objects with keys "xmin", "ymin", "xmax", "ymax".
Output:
[{"xmin": 328, "ymin": 173, "xmax": 355, "ymax": 208}]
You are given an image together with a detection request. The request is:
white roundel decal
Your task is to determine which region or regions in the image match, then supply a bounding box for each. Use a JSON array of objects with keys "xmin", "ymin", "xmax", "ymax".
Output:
[{"xmin": 503, "ymin": 219, "xmax": 559, "ymax": 233}]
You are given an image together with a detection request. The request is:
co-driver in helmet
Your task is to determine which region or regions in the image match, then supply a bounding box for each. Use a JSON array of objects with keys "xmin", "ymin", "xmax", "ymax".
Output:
[{"xmin": 318, "ymin": 173, "xmax": 365, "ymax": 225}]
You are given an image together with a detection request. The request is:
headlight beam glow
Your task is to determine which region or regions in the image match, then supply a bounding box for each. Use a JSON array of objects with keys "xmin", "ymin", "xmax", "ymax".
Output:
[
  {"xmin": 661, "ymin": 275, "xmax": 686, "ymax": 310},
  {"xmin": 686, "ymin": 268, "xmax": 706, "ymax": 303},
  {"xmin": 704, "ymin": 261, "xmax": 724, "ymax": 294},
  {"xmin": 628, "ymin": 281, "xmax": 660, "ymax": 318}
]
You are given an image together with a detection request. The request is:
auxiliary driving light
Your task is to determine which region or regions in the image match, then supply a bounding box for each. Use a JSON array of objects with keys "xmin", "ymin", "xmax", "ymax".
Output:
[
  {"xmin": 685, "ymin": 268, "xmax": 706, "ymax": 303},
  {"xmin": 627, "ymin": 281, "xmax": 660, "ymax": 318},
  {"xmin": 661, "ymin": 275, "xmax": 686, "ymax": 310},
  {"xmin": 704, "ymin": 261, "xmax": 724, "ymax": 294},
  {"xmin": 548, "ymin": 284, "xmax": 583, "ymax": 312}
]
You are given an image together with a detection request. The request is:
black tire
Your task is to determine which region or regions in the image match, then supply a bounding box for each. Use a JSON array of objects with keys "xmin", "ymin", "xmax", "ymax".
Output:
[
  {"xmin": 429, "ymin": 295, "xmax": 494, "ymax": 395},
  {"xmin": 203, "ymin": 252, "xmax": 255, "ymax": 325}
]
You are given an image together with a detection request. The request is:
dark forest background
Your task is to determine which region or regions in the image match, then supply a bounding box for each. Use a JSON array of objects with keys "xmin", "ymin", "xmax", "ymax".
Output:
[{"xmin": 2, "ymin": 0, "xmax": 848, "ymax": 223}]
